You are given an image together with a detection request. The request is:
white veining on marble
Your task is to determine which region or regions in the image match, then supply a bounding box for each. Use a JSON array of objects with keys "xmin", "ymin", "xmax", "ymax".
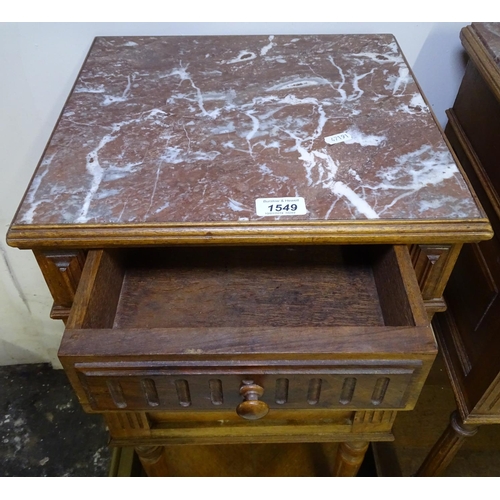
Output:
[
  {"xmin": 267, "ymin": 76, "xmax": 333, "ymax": 92},
  {"xmin": 160, "ymin": 146, "xmax": 220, "ymax": 165},
  {"xmin": 102, "ymin": 74, "xmax": 133, "ymax": 106},
  {"xmin": 397, "ymin": 93, "xmax": 430, "ymax": 115},
  {"xmin": 227, "ymin": 50, "xmax": 257, "ymax": 64},
  {"xmin": 20, "ymin": 156, "xmax": 53, "ymax": 223},
  {"xmin": 75, "ymin": 112, "xmax": 152, "ymax": 222},
  {"xmin": 389, "ymin": 67, "xmax": 411, "ymax": 95},
  {"xmin": 260, "ymin": 35, "xmax": 275, "ymax": 56},
  {"xmin": 74, "ymin": 82, "xmax": 106, "ymax": 94},
  {"xmin": 367, "ymin": 145, "xmax": 461, "ymax": 216},
  {"xmin": 103, "ymin": 161, "xmax": 144, "ymax": 182},
  {"xmin": 327, "ymin": 56, "xmax": 347, "ymax": 103},
  {"xmin": 228, "ymin": 199, "xmax": 247, "ymax": 212},
  {"xmin": 259, "ymin": 163, "xmax": 289, "ymax": 184},
  {"xmin": 164, "ymin": 63, "xmax": 221, "ymax": 119},
  {"xmin": 331, "ymin": 181, "xmax": 379, "ymax": 219},
  {"xmin": 76, "ymin": 130, "xmax": 119, "ymax": 223},
  {"xmin": 154, "ymin": 201, "xmax": 171, "ymax": 214},
  {"xmin": 349, "ymin": 169, "xmax": 362, "ymax": 181},
  {"xmin": 145, "ymin": 165, "xmax": 162, "ymax": 217},
  {"xmin": 348, "ymin": 41, "xmax": 405, "ymax": 65},
  {"xmin": 244, "ymin": 111, "xmax": 260, "ymax": 156}
]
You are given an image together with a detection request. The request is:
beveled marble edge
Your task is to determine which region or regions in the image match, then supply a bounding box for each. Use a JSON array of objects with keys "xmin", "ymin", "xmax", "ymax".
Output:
[
  {"xmin": 6, "ymin": 218, "xmax": 493, "ymax": 249},
  {"xmin": 461, "ymin": 24, "xmax": 500, "ymax": 101}
]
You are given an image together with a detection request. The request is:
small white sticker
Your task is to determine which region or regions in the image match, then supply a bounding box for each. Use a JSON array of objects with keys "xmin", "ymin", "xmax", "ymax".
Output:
[
  {"xmin": 325, "ymin": 132, "xmax": 352, "ymax": 145},
  {"xmin": 255, "ymin": 197, "xmax": 307, "ymax": 216}
]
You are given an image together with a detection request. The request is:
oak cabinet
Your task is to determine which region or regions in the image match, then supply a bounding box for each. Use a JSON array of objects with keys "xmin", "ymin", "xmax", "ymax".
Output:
[{"xmin": 7, "ymin": 34, "xmax": 491, "ymax": 476}]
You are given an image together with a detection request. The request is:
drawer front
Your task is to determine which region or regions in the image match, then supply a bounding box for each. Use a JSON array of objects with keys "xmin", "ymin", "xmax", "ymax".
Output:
[{"xmin": 74, "ymin": 361, "xmax": 421, "ymax": 413}]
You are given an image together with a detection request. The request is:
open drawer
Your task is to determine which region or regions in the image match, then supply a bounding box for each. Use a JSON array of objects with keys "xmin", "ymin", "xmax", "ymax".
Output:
[{"xmin": 58, "ymin": 245, "xmax": 436, "ymax": 418}]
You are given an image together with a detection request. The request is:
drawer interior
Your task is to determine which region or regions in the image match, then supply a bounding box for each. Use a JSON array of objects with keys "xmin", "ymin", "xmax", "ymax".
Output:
[{"xmin": 70, "ymin": 245, "xmax": 423, "ymax": 331}]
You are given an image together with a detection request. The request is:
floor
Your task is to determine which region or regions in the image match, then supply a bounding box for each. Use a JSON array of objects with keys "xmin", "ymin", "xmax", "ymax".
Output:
[
  {"xmin": 1, "ymin": 352, "xmax": 500, "ymax": 476},
  {"xmin": 390, "ymin": 351, "xmax": 500, "ymax": 477},
  {"xmin": 0, "ymin": 364, "xmax": 111, "ymax": 476}
]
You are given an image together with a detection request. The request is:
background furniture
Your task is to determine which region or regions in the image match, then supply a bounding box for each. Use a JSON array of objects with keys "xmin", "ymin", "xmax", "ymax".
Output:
[
  {"xmin": 7, "ymin": 34, "xmax": 491, "ymax": 476},
  {"xmin": 417, "ymin": 23, "xmax": 500, "ymax": 476}
]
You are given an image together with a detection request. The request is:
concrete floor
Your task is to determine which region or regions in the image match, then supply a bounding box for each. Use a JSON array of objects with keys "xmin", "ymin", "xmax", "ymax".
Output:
[
  {"xmin": 391, "ymin": 351, "xmax": 500, "ymax": 477},
  {"xmin": 0, "ymin": 363, "xmax": 111, "ymax": 476}
]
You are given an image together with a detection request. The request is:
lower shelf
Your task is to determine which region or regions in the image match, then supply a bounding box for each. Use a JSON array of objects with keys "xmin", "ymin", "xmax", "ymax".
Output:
[{"xmin": 108, "ymin": 443, "xmax": 379, "ymax": 477}]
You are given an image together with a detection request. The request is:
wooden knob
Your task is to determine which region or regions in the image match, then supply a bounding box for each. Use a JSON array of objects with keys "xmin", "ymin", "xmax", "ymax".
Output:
[{"xmin": 236, "ymin": 382, "xmax": 269, "ymax": 420}]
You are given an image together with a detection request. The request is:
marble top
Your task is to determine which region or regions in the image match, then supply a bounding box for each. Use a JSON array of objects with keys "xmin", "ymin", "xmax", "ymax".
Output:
[
  {"xmin": 471, "ymin": 23, "xmax": 500, "ymax": 67},
  {"xmin": 13, "ymin": 35, "xmax": 483, "ymax": 228}
]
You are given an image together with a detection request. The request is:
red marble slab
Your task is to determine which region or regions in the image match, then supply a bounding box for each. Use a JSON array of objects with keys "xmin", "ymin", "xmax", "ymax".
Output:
[
  {"xmin": 471, "ymin": 22, "xmax": 500, "ymax": 67},
  {"xmin": 13, "ymin": 35, "xmax": 482, "ymax": 227}
]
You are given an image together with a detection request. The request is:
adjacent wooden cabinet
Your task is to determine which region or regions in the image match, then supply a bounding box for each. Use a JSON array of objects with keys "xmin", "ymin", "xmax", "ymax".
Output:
[
  {"xmin": 417, "ymin": 22, "xmax": 500, "ymax": 476},
  {"xmin": 7, "ymin": 34, "xmax": 492, "ymax": 476}
]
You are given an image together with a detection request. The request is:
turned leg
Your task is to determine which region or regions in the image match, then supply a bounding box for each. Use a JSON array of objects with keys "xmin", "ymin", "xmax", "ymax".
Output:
[
  {"xmin": 332, "ymin": 441, "xmax": 370, "ymax": 476},
  {"xmin": 135, "ymin": 445, "xmax": 169, "ymax": 477},
  {"xmin": 416, "ymin": 410, "xmax": 478, "ymax": 476}
]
